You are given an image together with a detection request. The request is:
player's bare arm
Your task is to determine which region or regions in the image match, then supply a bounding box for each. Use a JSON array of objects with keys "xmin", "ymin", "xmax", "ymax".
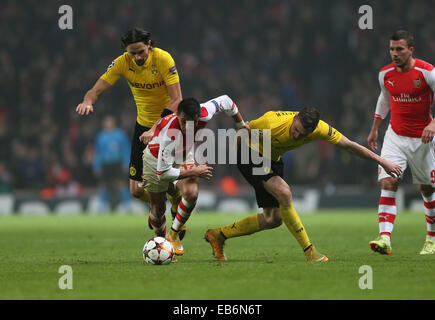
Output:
[
  {"xmin": 76, "ymin": 79, "xmax": 112, "ymax": 116},
  {"xmin": 367, "ymin": 117, "xmax": 383, "ymax": 151},
  {"xmin": 139, "ymin": 82, "xmax": 182, "ymax": 144},
  {"xmin": 165, "ymin": 82, "xmax": 182, "ymax": 112},
  {"xmin": 234, "ymin": 116, "xmax": 250, "ymax": 149},
  {"xmin": 421, "ymin": 119, "xmax": 435, "ymax": 143},
  {"xmin": 337, "ymin": 135, "xmax": 402, "ymax": 178},
  {"xmin": 159, "ymin": 164, "xmax": 213, "ymax": 182},
  {"xmin": 139, "ymin": 121, "xmax": 159, "ymax": 144},
  {"xmin": 232, "ymin": 112, "xmax": 251, "ymax": 133},
  {"xmin": 180, "ymin": 164, "xmax": 213, "ymax": 180}
]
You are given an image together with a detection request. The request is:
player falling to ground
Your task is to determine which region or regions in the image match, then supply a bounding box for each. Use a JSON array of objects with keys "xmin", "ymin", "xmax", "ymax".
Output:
[
  {"xmin": 367, "ymin": 30, "xmax": 435, "ymax": 255},
  {"xmin": 143, "ymin": 95, "xmax": 249, "ymax": 257},
  {"xmin": 205, "ymin": 108, "xmax": 402, "ymax": 262},
  {"xmin": 76, "ymin": 28, "xmax": 185, "ymax": 237}
]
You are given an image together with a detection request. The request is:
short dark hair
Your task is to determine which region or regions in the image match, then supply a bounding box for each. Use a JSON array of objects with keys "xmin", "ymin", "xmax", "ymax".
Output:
[
  {"xmin": 121, "ymin": 28, "xmax": 155, "ymax": 48},
  {"xmin": 391, "ymin": 30, "xmax": 414, "ymax": 48},
  {"xmin": 177, "ymin": 98, "xmax": 201, "ymax": 119},
  {"xmin": 297, "ymin": 107, "xmax": 320, "ymax": 133}
]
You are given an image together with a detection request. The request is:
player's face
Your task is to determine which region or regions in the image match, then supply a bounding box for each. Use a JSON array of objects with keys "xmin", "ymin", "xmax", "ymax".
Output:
[
  {"xmin": 389, "ymin": 39, "xmax": 414, "ymax": 68},
  {"xmin": 126, "ymin": 41, "xmax": 151, "ymax": 66},
  {"xmin": 290, "ymin": 118, "xmax": 309, "ymax": 141},
  {"xmin": 178, "ymin": 112, "xmax": 200, "ymax": 135}
]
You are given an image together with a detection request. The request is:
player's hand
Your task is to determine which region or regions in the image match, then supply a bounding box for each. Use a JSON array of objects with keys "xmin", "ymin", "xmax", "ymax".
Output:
[
  {"xmin": 421, "ymin": 122, "xmax": 435, "ymax": 143},
  {"xmin": 139, "ymin": 129, "xmax": 155, "ymax": 145},
  {"xmin": 76, "ymin": 102, "xmax": 94, "ymax": 115},
  {"xmin": 367, "ymin": 130, "xmax": 378, "ymax": 151},
  {"xmin": 195, "ymin": 164, "xmax": 213, "ymax": 180},
  {"xmin": 240, "ymin": 122, "xmax": 251, "ymax": 133},
  {"xmin": 381, "ymin": 159, "xmax": 402, "ymax": 179}
]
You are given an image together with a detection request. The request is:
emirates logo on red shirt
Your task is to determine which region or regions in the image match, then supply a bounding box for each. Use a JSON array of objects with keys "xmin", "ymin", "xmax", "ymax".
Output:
[{"xmin": 392, "ymin": 93, "xmax": 422, "ymax": 103}]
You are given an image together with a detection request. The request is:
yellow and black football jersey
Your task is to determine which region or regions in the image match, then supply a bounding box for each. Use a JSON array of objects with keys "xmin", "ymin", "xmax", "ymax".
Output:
[
  {"xmin": 100, "ymin": 48, "xmax": 179, "ymax": 128},
  {"xmin": 248, "ymin": 111, "xmax": 343, "ymax": 161}
]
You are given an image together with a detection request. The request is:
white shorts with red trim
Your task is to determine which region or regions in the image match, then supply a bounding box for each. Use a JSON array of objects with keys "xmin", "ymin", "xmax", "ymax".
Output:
[
  {"xmin": 142, "ymin": 152, "xmax": 196, "ymax": 193},
  {"xmin": 378, "ymin": 125, "xmax": 435, "ymax": 186}
]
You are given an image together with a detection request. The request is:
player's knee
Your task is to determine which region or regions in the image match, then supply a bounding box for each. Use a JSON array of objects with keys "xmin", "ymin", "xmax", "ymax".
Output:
[
  {"xmin": 380, "ymin": 178, "xmax": 399, "ymax": 191},
  {"xmin": 183, "ymin": 192, "xmax": 198, "ymax": 203},
  {"xmin": 183, "ymin": 191, "xmax": 198, "ymax": 203},
  {"xmin": 276, "ymin": 189, "xmax": 292, "ymax": 206}
]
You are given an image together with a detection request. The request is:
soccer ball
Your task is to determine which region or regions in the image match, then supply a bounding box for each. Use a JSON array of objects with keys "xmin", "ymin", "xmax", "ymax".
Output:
[{"xmin": 143, "ymin": 237, "xmax": 174, "ymax": 265}]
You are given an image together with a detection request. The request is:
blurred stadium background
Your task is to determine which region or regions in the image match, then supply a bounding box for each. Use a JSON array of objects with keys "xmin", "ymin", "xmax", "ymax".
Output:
[{"xmin": 1, "ymin": 0, "xmax": 434, "ymax": 215}]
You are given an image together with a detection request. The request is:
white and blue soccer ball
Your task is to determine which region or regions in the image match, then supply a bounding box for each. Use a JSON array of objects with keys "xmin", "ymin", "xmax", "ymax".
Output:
[{"xmin": 143, "ymin": 237, "xmax": 174, "ymax": 265}]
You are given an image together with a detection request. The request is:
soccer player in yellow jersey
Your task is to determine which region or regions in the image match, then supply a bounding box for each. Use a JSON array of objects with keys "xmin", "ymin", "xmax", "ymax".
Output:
[
  {"xmin": 205, "ymin": 108, "xmax": 402, "ymax": 262},
  {"xmin": 76, "ymin": 28, "xmax": 184, "ymax": 236}
]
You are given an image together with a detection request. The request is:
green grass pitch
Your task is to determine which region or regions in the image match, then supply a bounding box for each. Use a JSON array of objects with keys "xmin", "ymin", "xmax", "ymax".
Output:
[{"xmin": 1, "ymin": 210, "xmax": 434, "ymax": 300}]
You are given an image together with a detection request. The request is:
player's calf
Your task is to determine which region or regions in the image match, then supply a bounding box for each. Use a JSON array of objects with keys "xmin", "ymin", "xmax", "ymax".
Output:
[
  {"xmin": 171, "ymin": 197, "xmax": 196, "ymax": 232},
  {"xmin": 168, "ymin": 188, "xmax": 187, "ymax": 240},
  {"xmin": 171, "ymin": 208, "xmax": 186, "ymax": 241}
]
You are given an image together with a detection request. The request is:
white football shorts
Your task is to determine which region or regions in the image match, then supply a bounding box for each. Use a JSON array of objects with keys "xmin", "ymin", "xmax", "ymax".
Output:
[
  {"xmin": 378, "ymin": 125, "xmax": 435, "ymax": 186},
  {"xmin": 142, "ymin": 152, "xmax": 196, "ymax": 193}
]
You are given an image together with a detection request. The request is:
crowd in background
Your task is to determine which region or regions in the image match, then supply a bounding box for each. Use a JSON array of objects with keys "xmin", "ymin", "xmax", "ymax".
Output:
[{"xmin": 1, "ymin": 0, "xmax": 434, "ymax": 196}]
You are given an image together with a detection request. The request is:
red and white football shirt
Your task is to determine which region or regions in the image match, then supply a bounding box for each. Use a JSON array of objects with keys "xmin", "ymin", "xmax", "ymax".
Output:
[
  {"xmin": 375, "ymin": 59, "xmax": 435, "ymax": 138},
  {"xmin": 144, "ymin": 95, "xmax": 239, "ymax": 181}
]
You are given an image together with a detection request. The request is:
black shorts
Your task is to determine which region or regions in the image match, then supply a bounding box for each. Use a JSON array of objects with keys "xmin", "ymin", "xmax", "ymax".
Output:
[
  {"xmin": 236, "ymin": 146, "xmax": 284, "ymax": 208},
  {"xmin": 129, "ymin": 122, "xmax": 151, "ymax": 181}
]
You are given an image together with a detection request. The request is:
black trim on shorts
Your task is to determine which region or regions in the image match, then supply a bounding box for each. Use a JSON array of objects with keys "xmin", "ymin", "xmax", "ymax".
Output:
[
  {"xmin": 236, "ymin": 145, "xmax": 284, "ymax": 208},
  {"xmin": 129, "ymin": 122, "xmax": 151, "ymax": 181}
]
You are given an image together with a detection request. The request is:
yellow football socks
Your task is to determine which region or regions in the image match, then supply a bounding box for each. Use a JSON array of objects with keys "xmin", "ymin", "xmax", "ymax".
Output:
[
  {"xmin": 280, "ymin": 204, "xmax": 312, "ymax": 251},
  {"xmin": 220, "ymin": 214, "xmax": 261, "ymax": 239}
]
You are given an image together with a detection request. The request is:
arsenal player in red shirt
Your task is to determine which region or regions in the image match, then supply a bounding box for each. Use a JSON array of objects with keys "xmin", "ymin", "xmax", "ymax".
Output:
[{"xmin": 367, "ymin": 30, "xmax": 435, "ymax": 255}]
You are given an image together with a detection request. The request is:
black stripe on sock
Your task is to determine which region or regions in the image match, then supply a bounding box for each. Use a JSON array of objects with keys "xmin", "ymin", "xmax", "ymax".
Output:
[
  {"xmin": 219, "ymin": 231, "xmax": 227, "ymax": 240},
  {"xmin": 303, "ymin": 244, "xmax": 312, "ymax": 252}
]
